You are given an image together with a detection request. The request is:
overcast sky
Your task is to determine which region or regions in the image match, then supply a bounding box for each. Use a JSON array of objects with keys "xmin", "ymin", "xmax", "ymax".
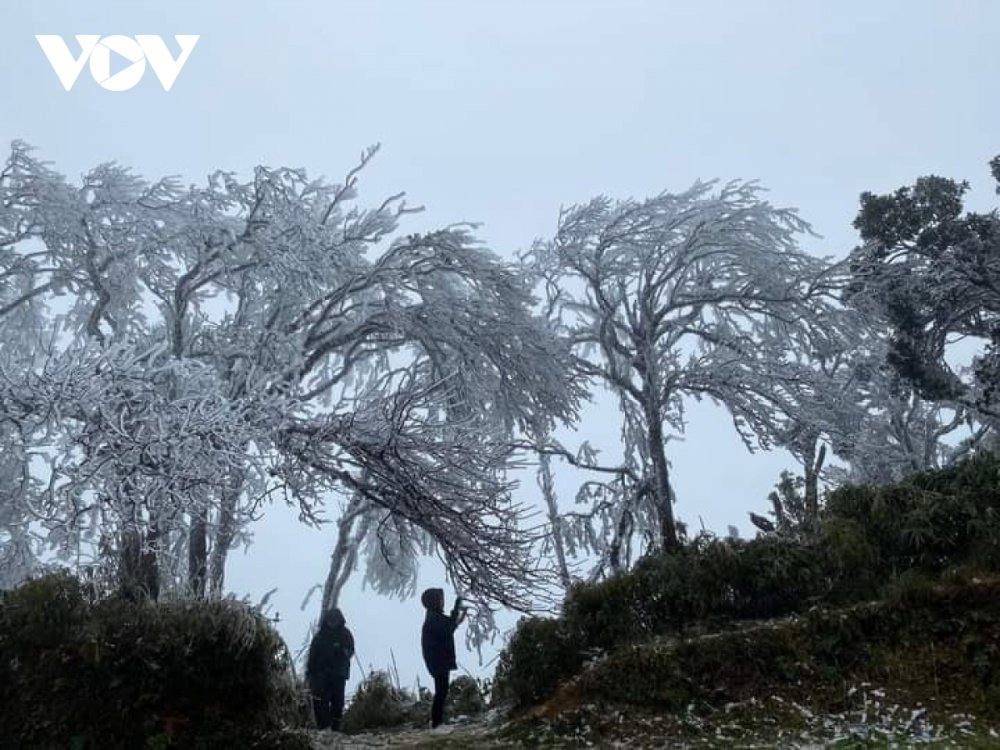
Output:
[{"xmin": 3, "ymin": 0, "xmax": 999, "ymax": 693}]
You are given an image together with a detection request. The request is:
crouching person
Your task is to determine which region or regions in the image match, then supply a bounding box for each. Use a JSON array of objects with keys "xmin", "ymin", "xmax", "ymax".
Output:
[
  {"xmin": 306, "ymin": 607, "xmax": 354, "ymax": 731},
  {"xmin": 420, "ymin": 587, "xmax": 467, "ymax": 729}
]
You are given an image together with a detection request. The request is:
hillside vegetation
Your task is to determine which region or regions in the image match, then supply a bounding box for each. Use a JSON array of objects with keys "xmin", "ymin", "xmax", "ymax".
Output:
[{"xmin": 491, "ymin": 454, "xmax": 1000, "ymax": 747}]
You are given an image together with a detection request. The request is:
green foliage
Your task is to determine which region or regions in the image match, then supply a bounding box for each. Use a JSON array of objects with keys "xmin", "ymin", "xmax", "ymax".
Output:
[
  {"xmin": 756, "ymin": 469, "xmax": 811, "ymax": 536},
  {"xmin": 580, "ymin": 577, "xmax": 1000, "ymax": 720},
  {"xmin": 493, "ymin": 617, "xmax": 582, "ymax": 706},
  {"xmin": 342, "ymin": 671, "xmax": 487, "ymax": 733},
  {"xmin": 447, "ymin": 674, "xmax": 487, "ymax": 718},
  {"xmin": 826, "ymin": 452, "xmax": 1000, "ymax": 572},
  {"xmin": 558, "ymin": 534, "xmax": 843, "ymax": 654},
  {"xmin": 0, "ymin": 572, "xmax": 303, "ymax": 748},
  {"xmin": 495, "ymin": 454, "xmax": 1000, "ymax": 708},
  {"xmin": 341, "ymin": 670, "xmax": 423, "ymax": 734}
]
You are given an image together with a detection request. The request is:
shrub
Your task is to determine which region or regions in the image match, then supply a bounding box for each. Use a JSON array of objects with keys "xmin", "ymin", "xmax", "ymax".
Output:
[
  {"xmin": 560, "ymin": 534, "xmax": 839, "ymax": 654},
  {"xmin": 825, "ymin": 452, "xmax": 1000, "ymax": 573},
  {"xmin": 341, "ymin": 670, "xmax": 424, "ymax": 734},
  {"xmin": 818, "ymin": 515, "xmax": 880, "ymax": 599},
  {"xmin": 0, "ymin": 572, "xmax": 302, "ymax": 748},
  {"xmin": 447, "ymin": 674, "xmax": 487, "ymax": 718},
  {"xmin": 492, "ymin": 616, "xmax": 583, "ymax": 707},
  {"xmin": 341, "ymin": 671, "xmax": 486, "ymax": 733},
  {"xmin": 561, "ymin": 571, "xmax": 648, "ymax": 650}
]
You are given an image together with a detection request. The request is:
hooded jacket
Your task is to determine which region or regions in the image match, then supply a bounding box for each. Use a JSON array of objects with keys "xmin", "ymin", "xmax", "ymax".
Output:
[
  {"xmin": 420, "ymin": 587, "xmax": 459, "ymax": 675},
  {"xmin": 306, "ymin": 607, "xmax": 355, "ymax": 686}
]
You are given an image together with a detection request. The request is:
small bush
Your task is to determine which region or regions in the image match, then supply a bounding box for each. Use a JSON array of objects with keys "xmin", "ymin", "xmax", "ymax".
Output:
[
  {"xmin": 0, "ymin": 572, "xmax": 302, "ymax": 748},
  {"xmin": 342, "ymin": 671, "xmax": 487, "ymax": 733},
  {"xmin": 561, "ymin": 570, "xmax": 649, "ymax": 650},
  {"xmin": 341, "ymin": 670, "xmax": 424, "ymax": 734},
  {"xmin": 447, "ymin": 674, "xmax": 487, "ymax": 718},
  {"xmin": 825, "ymin": 452, "xmax": 1000, "ymax": 573},
  {"xmin": 492, "ymin": 616, "xmax": 583, "ymax": 707}
]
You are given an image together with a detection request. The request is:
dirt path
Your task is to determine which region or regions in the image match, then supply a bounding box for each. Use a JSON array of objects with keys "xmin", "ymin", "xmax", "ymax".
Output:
[{"xmin": 311, "ymin": 721, "xmax": 516, "ymax": 749}]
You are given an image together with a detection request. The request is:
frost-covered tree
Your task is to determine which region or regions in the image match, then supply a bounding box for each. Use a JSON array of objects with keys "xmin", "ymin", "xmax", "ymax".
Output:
[
  {"xmin": 757, "ymin": 303, "xmax": 867, "ymax": 523},
  {"xmin": 827, "ymin": 319, "xmax": 984, "ymax": 486},
  {"xmin": 840, "ymin": 367, "xmax": 974, "ymax": 485},
  {"xmin": 531, "ymin": 180, "xmax": 844, "ymax": 555},
  {"xmin": 755, "ymin": 304, "xmax": 983, "ymax": 525},
  {"xmin": 0, "ymin": 143, "xmax": 583, "ymax": 621},
  {"xmin": 0, "ymin": 333, "xmax": 281, "ymax": 598},
  {"xmin": 846, "ymin": 157, "xmax": 1000, "ymax": 424},
  {"xmin": 0, "ymin": 143, "xmax": 288, "ymax": 596}
]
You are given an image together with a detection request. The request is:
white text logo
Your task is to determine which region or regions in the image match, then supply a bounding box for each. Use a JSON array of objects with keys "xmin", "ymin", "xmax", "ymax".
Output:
[{"xmin": 36, "ymin": 35, "xmax": 200, "ymax": 91}]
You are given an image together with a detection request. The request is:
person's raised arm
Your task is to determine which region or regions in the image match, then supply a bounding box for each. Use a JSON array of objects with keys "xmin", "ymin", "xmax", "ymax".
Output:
[{"xmin": 451, "ymin": 596, "xmax": 468, "ymax": 626}]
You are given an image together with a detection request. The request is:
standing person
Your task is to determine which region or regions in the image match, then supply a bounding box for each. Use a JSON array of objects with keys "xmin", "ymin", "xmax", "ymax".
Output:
[
  {"xmin": 420, "ymin": 587, "xmax": 467, "ymax": 730},
  {"xmin": 306, "ymin": 607, "xmax": 355, "ymax": 732}
]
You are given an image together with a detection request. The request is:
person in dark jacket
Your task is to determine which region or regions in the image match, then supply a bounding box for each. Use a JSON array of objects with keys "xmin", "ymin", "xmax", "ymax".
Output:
[
  {"xmin": 306, "ymin": 607, "xmax": 355, "ymax": 731},
  {"xmin": 420, "ymin": 587, "xmax": 467, "ymax": 729}
]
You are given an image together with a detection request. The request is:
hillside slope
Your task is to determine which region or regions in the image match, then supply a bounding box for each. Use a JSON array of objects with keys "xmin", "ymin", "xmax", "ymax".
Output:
[{"xmin": 504, "ymin": 577, "xmax": 1000, "ymax": 747}]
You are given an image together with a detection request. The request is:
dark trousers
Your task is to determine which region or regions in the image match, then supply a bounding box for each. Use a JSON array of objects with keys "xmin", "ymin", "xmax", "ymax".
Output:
[
  {"xmin": 312, "ymin": 678, "xmax": 346, "ymax": 730},
  {"xmin": 431, "ymin": 671, "xmax": 450, "ymax": 727}
]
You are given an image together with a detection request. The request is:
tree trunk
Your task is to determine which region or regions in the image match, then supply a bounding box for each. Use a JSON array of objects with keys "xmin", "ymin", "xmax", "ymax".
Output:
[
  {"xmin": 538, "ymin": 451, "xmax": 572, "ymax": 588},
  {"xmin": 608, "ymin": 505, "xmax": 634, "ymax": 574},
  {"xmin": 188, "ymin": 511, "xmax": 207, "ymax": 598},
  {"xmin": 803, "ymin": 437, "xmax": 826, "ymax": 527},
  {"xmin": 119, "ymin": 524, "xmax": 142, "ymax": 598},
  {"xmin": 321, "ymin": 490, "xmax": 371, "ymax": 613},
  {"xmin": 143, "ymin": 519, "xmax": 161, "ymax": 600},
  {"xmin": 120, "ymin": 519, "xmax": 160, "ymax": 601},
  {"xmin": 645, "ymin": 402, "xmax": 679, "ymax": 552},
  {"xmin": 208, "ymin": 466, "xmax": 246, "ymax": 597}
]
